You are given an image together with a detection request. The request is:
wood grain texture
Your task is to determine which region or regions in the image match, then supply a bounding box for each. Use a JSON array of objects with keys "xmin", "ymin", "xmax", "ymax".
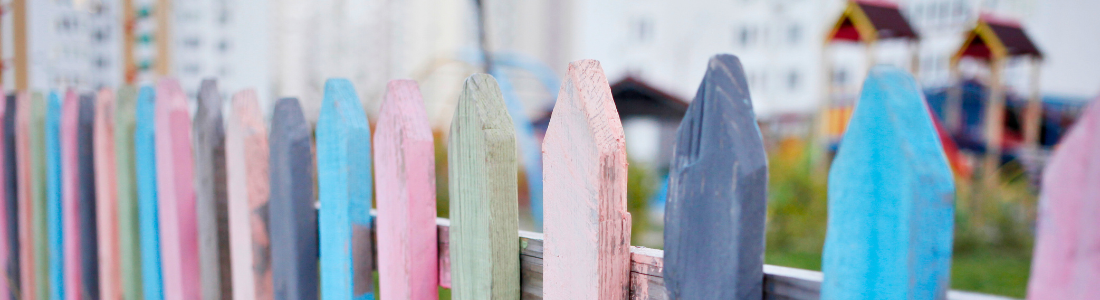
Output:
[
  {"xmin": 153, "ymin": 79, "xmax": 200, "ymax": 300},
  {"xmin": 542, "ymin": 59, "xmax": 631, "ymax": 300},
  {"xmin": 225, "ymin": 89, "xmax": 273, "ymax": 300},
  {"xmin": 192, "ymin": 79, "xmax": 233, "ymax": 300},
  {"xmin": 94, "ymin": 88, "xmax": 121, "ymax": 300},
  {"xmin": 114, "ymin": 86, "xmax": 142, "ymax": 300},
  {"xmin": 269, "ymin": 98, "xmax": 317, "ymax": 300},
  {"xmin": 134, "ymin": 86, "xmax": 163, "ymax": 300},
  {"xmin": 447, "ymin": 74, "xmax": 520, "ymax": 300},
  {"xmin": 374, "ymin": 79, "xmax": 438, "ymax": 300},
  {"xmin": 33, "ymin": 92, "xmax": 50, "ymax": 300},
  {"xmin": 77, "ymin": 93, "xmax": 100, "ymax": 300},
  {"xmin": 821, "ymin": 66, "xmax": 955, "ymax": 300},
  {"xmin": 47, "ymin": 91, "xmax": 64, "ymax": 300},
  {"xmin": 1026, "ymin": 99, "xmax": 1100, "ymax": 300},
  {"xmin": 1, "ymin": 93, "xmax": 16, "ymax": 300},
  {"xmin": 316, "ymin": 79, "xmax": 373, "ymax": 300},
  {"xmin": 663, "ymin": 54, "xmax": 767, "ymax": 299},
  {"xmin": 15, "ymin": 91, "xmax": 36, "ymax": 300}
]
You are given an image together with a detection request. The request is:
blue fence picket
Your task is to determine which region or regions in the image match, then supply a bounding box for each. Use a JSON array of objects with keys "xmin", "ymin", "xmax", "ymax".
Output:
[{"xmin": 135, "ymin": 86, "xmax": 164, "ymax": 300}]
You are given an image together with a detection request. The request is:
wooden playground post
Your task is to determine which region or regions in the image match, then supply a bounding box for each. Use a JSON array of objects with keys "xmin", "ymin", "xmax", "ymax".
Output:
[
  {"xmin": 982, "ymin": 58, "xmax": 1006, "ymax": 186},
  {"xmin": 1023, "ymin": 57, "xmax": 1043, "ymax": 148}
]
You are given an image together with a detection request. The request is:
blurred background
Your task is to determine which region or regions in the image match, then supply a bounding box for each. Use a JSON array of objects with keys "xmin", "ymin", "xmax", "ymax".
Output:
[{"xmin": 4, "ymin": 0, "xmax": 1099, "ymax": 297}]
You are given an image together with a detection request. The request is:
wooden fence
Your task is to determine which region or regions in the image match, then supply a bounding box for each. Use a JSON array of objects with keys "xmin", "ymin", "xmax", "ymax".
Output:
[{"xmin": 0, "ymin": 53, "xmax": 1093, "ymax": 300}]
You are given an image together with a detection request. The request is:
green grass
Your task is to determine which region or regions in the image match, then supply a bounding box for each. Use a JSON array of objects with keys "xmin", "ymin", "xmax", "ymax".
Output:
[{"xmin": 765, "ymin": 248, "xmax": 1032, "ymax": 298}]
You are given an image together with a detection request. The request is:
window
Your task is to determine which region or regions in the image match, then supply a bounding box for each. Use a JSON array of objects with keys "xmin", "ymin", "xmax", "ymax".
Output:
[
  {"xmin": 632, "ymin": 18, "xmax": 653, "ymax": 44},
  {"xmin": 833, "ymin": 69, "xmax": 848, "ymax": 86},
  {"xmin": 787, "ymin": 70, "xmax": 800, "ymax": 91},
  {"xmin": 787, "ymin": 24, "xmax": 802, "ymax": 45}
]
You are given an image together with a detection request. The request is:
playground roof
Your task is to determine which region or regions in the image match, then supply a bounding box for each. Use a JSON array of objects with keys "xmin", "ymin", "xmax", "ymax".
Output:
[
  {"xmin": 826, "ymin": 0, "xmax": 919, "ymax": 44},
  {"xmin": 953, "ymin": 14, "xmax": 1043, "ymax": 62}
]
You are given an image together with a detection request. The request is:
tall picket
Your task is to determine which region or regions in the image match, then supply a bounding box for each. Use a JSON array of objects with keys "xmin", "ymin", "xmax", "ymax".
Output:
[
  {"xmin": 135, "ymin": 86, "xmax": 163, "ymax": 300},
  {"xmin": 114, "ymin": 86, "xmax": 142, "ymax": 300},
  {"xmin": 269, "ymin": 98, "xmax": 317, "ymax": 300},
  {"xmin": 0, "ymin": 93, "xmax": 13, "ymax": 300},
  {"xmin": 448, "ymin": 74, "xmax": 520, "ymax": 300},
  {"xmin": 154, "ymin": 79, "xmax": 200, "ymax": 300},
  {"xmin": 32, "ymin": 91, "xmax": 49, "ymax": 300},
  {"xmin": 94, "ymin": 88, "xmax": 122, "ymax": 300},
  {"xmin": 542, "ymin": 60, "xmax": 631, "ymax": 300},
  {"xmin": 77, "ymin": 94, "xmax": 100, "ymax": 300},
  {"xmin": 225, "ymin": 89, "xmax": 273, "ymax": 300},
  {"xmin": 316, "ymin": 79, "xmax": 373, "ymax": 300},
  {"xmin": 192, "ymin": 79, "xmax": 232, "ymax": 300},
  {"xmin": 663, "ymin": 54, "xmax": 767, "ymax": 299},
  {"xmin": 374, "ymin": 79, "xmax": 438, "ymax": 300},
  {"xmin": 15, "ymin": 91, "xmax": 36, "ymax": 300},
  {"xmin": 1026, "ymin": 100, "xmax": 1100, "ymax": 300},
  {"xmin": 45, "ymin": 91, "xmax": 62, "ymax": 300},
  {"xmin": 821, "ymin": 66, "xmax": 955, "ymax": 300}
]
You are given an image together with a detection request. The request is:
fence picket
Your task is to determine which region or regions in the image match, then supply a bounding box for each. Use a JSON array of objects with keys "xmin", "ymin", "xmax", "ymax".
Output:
[
  {"xmin": 193, "ymin": 79, "xmax": 233, "ymax": 300},
  {"xmin": 448, "ymin": 74, "xmax": 520, "ymax": 300},
  {"xmin": 375, "ymin": 79, "xmax": 439, "ymax": 300},
  {"xmin": 269, "ymin": 98, "xmax": 317, "ymax": 300},
  {"xmin": 821, "ymin": 66, "xmax": 955, "ymax": 300},
  {"xmin": 46, "ymin": 91, "xmax": 62, "ymax": 300},
  {"xmin": 153, "ymin": 79, "xmax": 201, "ymax": 300},
  {"xmin": 1026, "ymin": 100, "xmax": 1100, "ymax": 300},
  {"xmin": 113, "ymin": 86, "xmax": 141, "ymax": 300},
  {"xmin": 663, "ymin": 54, "xmax": 767, "ymax": 299},
  {"xmin": 316, "ymin": 79, "xmax": 373, "ymax": 300},
  {"xmin": 135, "ymin": 86, "xmax": 163, "ymax": 300},
  {"xmin": 226, "ymin": 89, "xmax": 273, "ymax": 300},
  {"xmin": 77, "ymin": 93, "xmax": 100, "ymax": 300},
  {"xmin": 542, "ymin": 59, "xmax": 631, "ymax": 300},
  {"xmin": 1, "ymin": 93, "xmax": 14, "ymax": 300},
  {"xmin": 94, "ymin": 88, "xmax": 122, "ymax": 300}
]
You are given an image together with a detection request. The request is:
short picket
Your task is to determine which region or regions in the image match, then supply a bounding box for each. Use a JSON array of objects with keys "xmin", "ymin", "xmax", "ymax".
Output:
[
  {"xmin": 269, "ymin": 98, "xmax": 317, "ymax": 300},
  {"xmin": 45, "ymin": 91, "xmax": 62, "ymax": 300},
  {"xmin": 94, "ymin": 88, "xmax": 122, "ymax": 300},
  {"xmin": 448, "ymin": 74, "xmax": 520, "ymax": 300},
  {"xmin": 225, "ymin": 89, "xmax": 273, "ymax": 300},
  {"xmin": 15, "ymin": 91, "xmax": 37, "ymax": 300},
  {"xmin": 77, "ymin": 93, "xmax": 100, "ymax": 299},
  {"xmin": 0, "ymin": 92, "xmax": 12, "ymax": 300},
  {"xmin": 663, "ymin": 54, "xmax": 768, "ymax": 299},
  {"xmin": 374, "ymin": 79, "xmax": 439, "ymax": 300},
  {"xmin": 135, "ymin": 86, "xmax": 163, "ymax": 300},
  {"xmin": 542, "ymin": 59, "xmax": 632, "ymax": 300},
  {"xmin": 113, "ymin": 86, "xmax": 142, "ymax": 300},
  {"xmin": 192, "ymin": 79, "xmax": 233, "ymax": 300},
  {"xmin": 153, "ymin": 79, "xmax": 201, "ymax": 300}
]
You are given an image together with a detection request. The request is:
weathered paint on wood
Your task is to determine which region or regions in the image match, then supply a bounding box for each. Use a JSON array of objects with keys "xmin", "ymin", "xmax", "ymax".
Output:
[
  {"xmin": 46, "ymin": 91, "xmax": 63, "ymax": 300},
  {"xmin": 114, "ymin": 86, "xmax": 142, "ymax": 300},
  {"xmin": 1026, "ymin": 99, "xmax": 1100, "ymax": 300},
  {"xmin": 1, "ymin": 93, "xmax": 16, "ymax": 300},
  {"xmin": 77, "ymin": 93, "xmax": 100, "ymax": 300},
  {"xmin": 15, "ymin": 91, "xmax": 37, "ymax": 300},
  {"xmin": 192, "ymin": 79, "xmax": 233, "ymax": 300},
  {"xmin": 542, "ymin": 59, "xmax": 632, "ymax": 300},
  {"xmin": 821, "ymin": 66, "xmax": 955, "ymax": 300},
  {"xmin": 663, "ymin": 54, "xmax": 767, "ymax": 300},
  {"xmin": 447, "ymin": 74, "xmax": 519, "ymax": 300},
  {"xmin": 135, "ymin": 86, "xmax": 163, "ymax": 300},
  {"xmin": 269, "ymin": 98, "xmax": 317, "ymax": 300},
  {"xmin": 153, "ymin": 79, "xmax": 201, "ymax": 300},
  {"xmin": 374, "ymin": 80, "xmax": 438, "ymax": 300},
  {"xmin": 316, "ymin": 79, "xmax": 374, "ymax": 300},
  {"xmin": 33, "ymin": 92, "xmax": 50, "ymax": 300},
  {"xmin": 225, "ymin": 89, "xmax": 273, "ymax": 300},
  {"xmin": 94, "ymin": 89, "xmax": 122, "ymax": 300}
]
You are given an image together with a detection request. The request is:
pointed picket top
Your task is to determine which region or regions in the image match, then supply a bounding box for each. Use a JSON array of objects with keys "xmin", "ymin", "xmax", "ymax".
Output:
[
  {"xmin": 135, "ymin": 86, "xmax": 164, "ymax": 300},
  {"xmin": 374, "ymin": 79, "xmax": 439, "ymax": 300},
  {"xmin": 269, "ymin": 98, "xmax": 318, "ymax": 300},
  {"xmin": 46, "ymin": 91, "xmax": 64, "ymax": 300},
  {"xmin": 821, "ymin": 66, "xmax": 955, "ymax": 300},
  {"xmin": 542, "ymin": 59, "xmax": 631, "ymax": 300},
  {"xmin": 662, "ymin": 54, "xmax": 767, "ymax": 299},
  {"xmin": 192, "ymin": 79, "xmax": 232, "ymax": 300},
  {"xmin": 94, "ymin": 88, "xmax": 121, "ymax": 300},
  {"xmin": 316, "ymin": 78, "xmax": 374, "ymax": 300},
  {"xmin": 448, "ymin": 74, "xmax": 519, "ymax": 300},
  {"xmin": 113, "ymin": 85, "xmax": 142, "ymax": 300},
  {"xmin": 77, "ymin": 93, "xmax": 100, "ymax": 299},
  {"xmin": 14, "ymin": 91, "xmax": 35, "ymax": 300},
  {"xmin": 1026, "ymin": 100, "xmax": 1100, "ymax": 300},
  {"xmin": 154, "ymin": 78, "xmax": 201, "ymax": 300},
  {"xmin": 225, "ymin": 89, "xmax": 272, "ymax": 300},
  {"xmin": 1, "ymin": 92, "xmax": 14, "ymax": 300}
]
